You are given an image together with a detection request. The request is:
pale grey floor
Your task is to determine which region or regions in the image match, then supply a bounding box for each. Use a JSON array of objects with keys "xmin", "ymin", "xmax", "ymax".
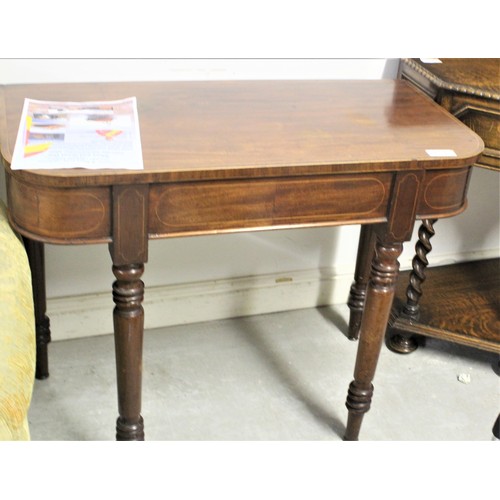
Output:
[{"xmin": 28, "ymin": 305, "xmax": 500, "ymax": 441}]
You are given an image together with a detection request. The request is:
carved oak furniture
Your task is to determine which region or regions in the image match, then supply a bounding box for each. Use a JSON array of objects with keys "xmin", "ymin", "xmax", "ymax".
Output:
[
  {"xmin": 387, "ymin": 58, "xmax": 499, "ymax": 354},
  {"xmin": 0, "ymin": 80, "xmax": 483, "ymax": 440}
]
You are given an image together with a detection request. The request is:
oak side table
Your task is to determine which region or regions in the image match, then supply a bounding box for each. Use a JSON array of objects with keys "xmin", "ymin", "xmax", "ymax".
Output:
[{"xmin": 386, "ymin": 58, "xmax": 499, "ymax": 355}]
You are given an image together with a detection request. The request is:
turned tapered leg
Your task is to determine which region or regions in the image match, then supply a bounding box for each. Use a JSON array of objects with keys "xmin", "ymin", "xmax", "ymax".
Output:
[
  {"xmin": 23, "ymin": 237, "xmax": 51, "ymax": 380},
  {"xmin": 347, "ymin": 225, "xmax": 376, "ymax": 340},
  {"xmin": 388, "ymin": 219, "xmax": 437, "ymax": 354},
  {"xmin": 109, "ymin": 184, "xmax": 149, "ymax": 441},
  {"xmin": 112, "ymin": 263, "xmax": 145, "ymax": 441},
  {"xmin": 344, "ymin": 236, "xmax": 403, "ymax": 441}
]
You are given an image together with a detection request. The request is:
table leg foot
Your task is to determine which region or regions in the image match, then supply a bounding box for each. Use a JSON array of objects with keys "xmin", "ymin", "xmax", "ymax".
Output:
[
  {"xmin": 387, "ymin": 332, "xmax": 419, "ymax": 354},
  {"xmin": 343, "ymin": 381, "xmax": 373, "ymax": 440},
  {"xmin": 116, "ymin": 416, "xmax": 145, "ymax": 441}
]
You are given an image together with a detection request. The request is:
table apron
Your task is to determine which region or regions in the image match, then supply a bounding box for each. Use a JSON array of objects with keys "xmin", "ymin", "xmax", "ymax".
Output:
[
  {"xmin": 149, "ymin": 173, "xmax": 392, "ymax": 237},
  {"xmin": 6, "ymin": 168, "xmax": 471, "ymax": 244}
]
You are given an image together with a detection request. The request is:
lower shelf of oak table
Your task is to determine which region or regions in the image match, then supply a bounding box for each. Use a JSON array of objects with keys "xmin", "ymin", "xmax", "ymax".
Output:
[{"xmin": 388, "ymin": 258, "xmax": 500, "ymax": 354}]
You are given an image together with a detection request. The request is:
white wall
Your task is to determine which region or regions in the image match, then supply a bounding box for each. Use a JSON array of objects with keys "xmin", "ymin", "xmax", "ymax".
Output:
[{"xmin": 1, "ymin": 59, "xmax": 498, "ymax": 340}]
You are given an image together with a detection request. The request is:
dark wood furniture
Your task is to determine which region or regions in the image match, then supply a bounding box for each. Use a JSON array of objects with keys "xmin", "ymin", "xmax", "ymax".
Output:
[
  {"xmin": 385, "ymin": 58, "xmax": 500, "ymax": 354},
  {"xmin": 0, "ymin": 80, "xmax": 483, "ymax": 440},
  {"xmin": 399, "ymin": 58, "xmax": 498, "ymax": 172},
  {"xmin": 392, "ymin": 258, "xmax": 499, "ymax": 352}
]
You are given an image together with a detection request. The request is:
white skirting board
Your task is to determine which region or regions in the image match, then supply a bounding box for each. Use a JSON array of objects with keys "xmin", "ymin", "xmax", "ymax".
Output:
[
  {"xmin": 46, "ymin": 268, "xmax": 353, "ymax": 341},
  {"xmin": 46, "ymin": 247, "xmax": 498, "ymax": 342}
]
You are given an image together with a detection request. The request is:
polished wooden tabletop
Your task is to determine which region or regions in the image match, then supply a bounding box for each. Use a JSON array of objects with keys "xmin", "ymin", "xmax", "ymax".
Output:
[{"xmin": 1, "ymin": 80, "xmax": 483, "ymax": 186}]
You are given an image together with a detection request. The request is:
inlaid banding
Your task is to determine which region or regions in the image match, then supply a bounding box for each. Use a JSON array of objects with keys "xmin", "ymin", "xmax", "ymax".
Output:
[
  {"xmin": 150, "ymin": 174, "xmax": 391, "ymax": 235},
  {"xmin": 8, "ymin": 177, "xmax": 111, "ymax": 241}
]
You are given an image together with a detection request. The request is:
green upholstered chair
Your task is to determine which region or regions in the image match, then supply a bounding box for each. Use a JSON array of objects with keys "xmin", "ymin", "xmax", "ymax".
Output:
[{"xmin": 0, "ymin": 199, "xmax": 36, "ymax": 440}]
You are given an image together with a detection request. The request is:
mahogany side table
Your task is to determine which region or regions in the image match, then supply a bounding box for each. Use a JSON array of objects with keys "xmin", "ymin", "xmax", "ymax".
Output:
[{"xmin": 0, "ymin": 80, "xmax": 483, "ymax": 440}]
